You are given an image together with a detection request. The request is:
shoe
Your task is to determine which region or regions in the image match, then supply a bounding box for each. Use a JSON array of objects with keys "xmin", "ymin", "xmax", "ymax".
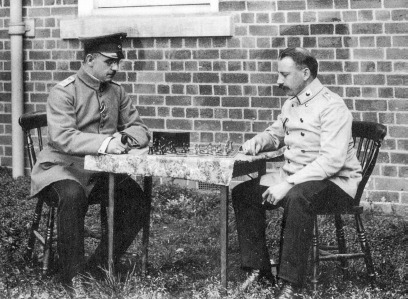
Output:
[
  {"xmin": 238, "ymin": 269, "xmax": 276, "ymax": 292},
  {"xmin": 277, "ymin": 281, "xmax": 301, "ymax": 299}
]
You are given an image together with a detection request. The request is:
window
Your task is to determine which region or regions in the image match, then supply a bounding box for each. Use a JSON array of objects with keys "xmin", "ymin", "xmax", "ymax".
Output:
[
  {"xmin": 79, "ymin": 0, "xmax": 219, "ymax": 16},
  {"xmin": 62, "ymin": 0, "xmax": 232, "ymax": 38}
]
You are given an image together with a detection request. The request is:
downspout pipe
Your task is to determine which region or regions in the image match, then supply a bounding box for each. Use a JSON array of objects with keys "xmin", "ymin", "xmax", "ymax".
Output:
[{"xmin": 8, "ymin": 0, "xmax": 25, "ymax": 178}]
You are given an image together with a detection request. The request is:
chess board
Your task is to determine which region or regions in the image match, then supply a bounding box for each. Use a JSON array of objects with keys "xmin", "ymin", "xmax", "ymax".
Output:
[{"xmin": 148, "ymin": 146, "xmax": 241, "ymax": 159}]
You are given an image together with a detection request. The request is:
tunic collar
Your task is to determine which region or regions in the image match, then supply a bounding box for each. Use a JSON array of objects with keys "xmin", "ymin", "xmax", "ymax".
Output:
[
  {"xmin": 77, "ymin": 67, "xmax": 108, "ymax": 92},
  {"xmin": 291, "ymin": 78, "xmax": 324, "ymax": 105}
]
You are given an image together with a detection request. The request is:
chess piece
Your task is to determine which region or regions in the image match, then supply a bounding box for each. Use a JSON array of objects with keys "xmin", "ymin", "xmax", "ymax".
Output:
[
  {"xmin": 148, "ymin": 142, "xmax": 154, "ymax": 155},
  {"xmin": 222, "ymin": 145, "xmax": 228, "ymax": 156}
]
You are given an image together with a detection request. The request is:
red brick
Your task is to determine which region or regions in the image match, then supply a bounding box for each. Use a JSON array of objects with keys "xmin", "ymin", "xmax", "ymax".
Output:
[
  {"xmin": 144, "ymin": 117, "xmax": 165, "ymax": 130},
  {"xmin": 366, "ymin": 191, "xmax": 400, "ymax": 203},
  {"xmin": 219, "ymin": 1, "xmax": 246, "ymax": 12},
  {"xmin": 166, "ymin": 119, "xmax": 192, "ymax": 130},
  {"xmin": 165, "ymin": 50, "xmax": 191, "ymax": 60},
  {"xmin": 134, "ymin": 84, "xmax": 155, "ymax": 94},
  {"xmin": 395, "ymin": 88, "xmax": 408, "ymax": 99},
  {"xmin": 392, "ymin": 9, "xmax": 408, "ymax": 21},
  {"xmin": 229, "ymin": 109, "xmax": 243, "ymax": 119},
  {"xmin": 222, "ymin": 97, "xmax": 249, "ymax": 107},
  {"xmin": 252, "ymin": 97, "xmax": 280, "ymax": 108},
  {"xmin": 193, "ymin": 73, "xmax": 219, "ymax": 83},
  {"xmin": 250, "ymin": 73, "xmax": 275, "ymax": 84},
  {"xmin": 51, "ymin": 7, "xmax": 76, "ymax": 16},
  {"xmin": 353, "ymin": 49, "xmax": 384, "ymax": 60},
  {"xmin": 277, "ymin": 1, "xmax": 306, "ymax": 10},
  {"xmin": 391, "ymin": 153, "xmax": 408, "ymax": 164},
  {"xmin": 248, "ymin": 1, "xmax": 275, "ymax": 11},
  {"xmin": 220, "ymin": 49, "xmax": 248, "ymax": 60},
  {"xmin": 384, "ymin": 0, "xmax": 408, "ymax": 8},
  {"xmin": 350, "ymin": 0, "xmax": 381, "ymax": 9},
  {"xmin": 222, "ymin": 120, "xmax": 251, "ymax": 132},
  {"xmin": 379, "ymin": 113, "xmax": 395, "ymax": 124},
  {"xmin": 389, "ymin": 126, "xmax": 408, "ymax": 138},
  {"xmin": 193, "ymin": 50, "xmax": 219, "ymax": 60},
  {"xmin": 319, "ymin": 61, "xmax": 343, "ymax": 72},
  {"xmin": 374, "ymin": 177, "xmax": 406, "ymax": 192},
  {"xmin": 193, "ymin": 96, "xmax": 220, "ymax": 107},
  {"xmin": 399, "ymin": 166, "xmax": 408, "ymax": 178},
  {"xmin": 138, "ymin": 50, "xmax": 163, "ymax": 60},
  {"xmin": 139, "ymin": 95, "xmax": 164, "ymax": 105},
  {"xmin": 388, "ymin": 75, "xmax": 408, "ymax": 86},
  {"xmin": 308, "ymin": 0, "xmax": 333, "ymax": 9},
  {"xmin": 398, "ymin": 140, "xmax": 408, "ymax": 151},
  {"xmin": 280, "ymin": 25, "xmax": 309, "ymax": 35},
  {"xmin": 385, "ymin": 23, "xmax": 408, "ymax": 34},
  {"xmin": 311, "ymin": 24, "xmax": 334, "ymax": 35},
  {"xmin": 249, "ymin": 49, "xmax": 278, "ymax": 60},
  {"xmin": 354, "ymin": 74, "xmax": 385, "ymax": 85},
  {"xmin": 166, "ymin": 96, "xmax": 191, "ymax": 106},
  {"xmin": 249, "ymin": 25, "xmax": 278, "ymax": 36},
  {"xmin": 352, "ymin": 23, "xmax": 383, "ymax": 34},
  {"xmin": 165, "ymin": 73, "xmax": 191, "ymax": 83},
  {"xmin": 221, "ymin": 73, "xmax": 248, "ymax": 84},
  {"xmin": 387, "ymin": 49, "xmax": 408, "ymax": 60},
  {"xmin": 199, "ymin": 85, "xmax": 212, "ymax": 95},
  {"xmin": 396, "ymin": 114, "xmax": 408, "ymax": 125},
  {"xmin": 158, "ymin": 107, "xmax": 170, "ymax": 117},
  {"xmin": 318, "ymin": 37, "xmax": 342, "ymax": 47}
]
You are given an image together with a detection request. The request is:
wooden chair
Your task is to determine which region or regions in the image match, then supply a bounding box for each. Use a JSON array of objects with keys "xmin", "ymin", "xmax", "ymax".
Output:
[
  {"xmin": 308, "ymin": 120, "xmax": 387, "ymax": 291},
  {"xmin": 19, "ymin": 111, "xmax": 152, "ymax": 276}
]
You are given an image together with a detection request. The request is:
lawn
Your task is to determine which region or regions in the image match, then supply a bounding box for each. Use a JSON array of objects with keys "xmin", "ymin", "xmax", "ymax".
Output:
[{"xmin": 0, "ymin": 167, "xmax": 406, "ymax": 298}]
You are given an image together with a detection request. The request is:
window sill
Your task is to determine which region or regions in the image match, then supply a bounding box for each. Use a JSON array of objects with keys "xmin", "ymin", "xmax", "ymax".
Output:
[{"xmin": 60, "ymin": 13, "xmax": 233, "ymax": 39}]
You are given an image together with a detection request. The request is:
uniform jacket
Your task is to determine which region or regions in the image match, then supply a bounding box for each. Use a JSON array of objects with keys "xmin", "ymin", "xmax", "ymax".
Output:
[
  {"xmin": 256, "ymin": 78, "xmax": 362, "ymax": 197},
  {"xmin": 31, "ymin": 66, "xmax": 150, "ymax": 196}
]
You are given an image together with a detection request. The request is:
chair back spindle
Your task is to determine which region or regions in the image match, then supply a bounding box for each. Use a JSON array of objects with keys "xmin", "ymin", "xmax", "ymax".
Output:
[{"xmin": 352, "ymin": 121, "xmax": 387, "ymax": 206}]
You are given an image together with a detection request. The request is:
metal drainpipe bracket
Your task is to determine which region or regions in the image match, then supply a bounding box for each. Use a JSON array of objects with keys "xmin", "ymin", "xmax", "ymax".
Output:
[
  {"xmin": 8, "ymin": 19, "xmax": 35, "ymax": 37},
  {"xmin": 24, "ymin": 19, "xmax": 35, "ymax": 37}
]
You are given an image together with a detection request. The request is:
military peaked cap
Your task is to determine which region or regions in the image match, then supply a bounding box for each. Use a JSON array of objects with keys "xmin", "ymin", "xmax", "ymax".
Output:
[{"xmin": 79, "ymin": 32, "xmax": 127, "ymax": 59}]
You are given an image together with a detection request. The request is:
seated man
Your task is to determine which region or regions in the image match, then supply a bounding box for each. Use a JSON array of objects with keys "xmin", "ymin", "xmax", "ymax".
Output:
[
  {"xmin": 30, "ymin": 33, "xmax": 150, "ymax": 290},
  {"xmin": 232, "ymin": 47, "xmax": 362, "ymax": 298}
]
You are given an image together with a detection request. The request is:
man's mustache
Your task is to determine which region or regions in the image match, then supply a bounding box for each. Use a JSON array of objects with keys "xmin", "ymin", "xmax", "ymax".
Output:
[{"xmin": 278, "ymin": 84, "xmax": 287, "ymax": 90}]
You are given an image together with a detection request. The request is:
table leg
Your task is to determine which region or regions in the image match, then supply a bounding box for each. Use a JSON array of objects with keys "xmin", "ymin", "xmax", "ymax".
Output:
[
  {"xmin": 108, "ymin": 173, "xmax": 115, "ymax": 273},
  {"xmin": 220, "ymin": 185, "xmax": 229, "ymax": 290},
  {"xmin": 142, "ymin": 176, "xmax": 153, "ymax": 274}
]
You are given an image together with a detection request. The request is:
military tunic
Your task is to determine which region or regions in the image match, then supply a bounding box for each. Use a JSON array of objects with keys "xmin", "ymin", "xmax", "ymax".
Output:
[
  {"xmin": 254, "ymin": 78, "xmax": 362, "ymax": 197},
  {"xmin": 31, "ymin": 67, "xmax": 150, "ymax": 197}
]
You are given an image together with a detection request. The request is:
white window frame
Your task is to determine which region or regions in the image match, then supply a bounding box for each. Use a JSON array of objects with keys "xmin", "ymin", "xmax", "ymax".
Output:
[{"xmin": 79, "ymin": 0, "xmax": 219, "ymax": 17}]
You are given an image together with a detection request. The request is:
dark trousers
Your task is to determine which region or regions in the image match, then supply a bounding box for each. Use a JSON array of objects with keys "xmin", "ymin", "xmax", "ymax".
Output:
[
  {"xmin": 232, "ymin": 178, "xmax": 353, "ymax": 286},
  {"xmin": 41, "ymin": 174, "xmax": 148, "ymax": 283}
]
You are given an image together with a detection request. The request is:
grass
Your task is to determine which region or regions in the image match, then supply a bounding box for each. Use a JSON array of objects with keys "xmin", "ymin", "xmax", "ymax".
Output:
[{"xmin": 0, "ymin": 166, "xmax": 406, "ymax": 299}]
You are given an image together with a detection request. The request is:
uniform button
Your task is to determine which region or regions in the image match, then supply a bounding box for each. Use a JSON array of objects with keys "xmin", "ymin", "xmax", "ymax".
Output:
[
  {"xmin": 287, "ymin": 146, "xmax": 290, "ymax": 150},
  {"xmin": 292, "ymin": 104, "xmax": 294, "ymax": 107},
  {"xmin": 286, "ymin": 131, "xmax": 289, "ymax": 135},
  {"xmin": 98, "ymin": 93, "xmax": 103, "ymax": 97},
  {"xmin": 301, "ymin": 132, "xmax": 305, "ymax": 136},
  {"xmin": 301, "ymin": 150, "xmax": 305, "ymax": 153},
  {"xmin": 300, "ymin": 118, "xmax": 303, "ymax": 122},
  {"xmin": 288, "ymin": 160, "xmax": 291, "ymax": 163}
]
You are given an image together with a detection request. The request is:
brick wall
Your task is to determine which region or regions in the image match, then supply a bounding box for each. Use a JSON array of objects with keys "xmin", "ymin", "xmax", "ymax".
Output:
[{"xmin": 0, "ymin": 0, "xmax": 407, "ymax": 212}]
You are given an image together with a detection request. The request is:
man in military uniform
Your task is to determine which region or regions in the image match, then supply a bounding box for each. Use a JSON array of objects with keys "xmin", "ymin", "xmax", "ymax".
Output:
[
  {"xmin": 232, "ymin": 48, "xmax": 362, "ymax": 298},
  {"xmin": 30, "ymin": 33, "xmax": 150, "ymax": 290}
]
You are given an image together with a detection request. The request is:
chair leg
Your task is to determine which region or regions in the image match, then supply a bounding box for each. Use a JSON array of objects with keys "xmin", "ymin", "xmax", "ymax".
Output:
[
  {"xmin": 42, "ymin": 206, "xmax": 55, "ymax": 276},
  {"xmin": 355, "ymin": 213, "xmax": 376, "ymax": 286},
  {"xmin": 100, "ymin": 203, "xmax": 107, "ymax": 242},
  {"xmin": 277, "ymin": 211, "xmax": 286, "ymax": 277},
  {"xmin": 25, "ymin": 197, "xmax": 44, "ymax": 263},
  {"xmin": 142, "ymin": 176, "xmax": 153, "ymax": 275},
  {"xmin": 311, "ymin": 215, "xmax": 319, "ymax": 293},
  {"xmin": 334, "ymin": 214, "xmax": 349, "ymax": 280}
]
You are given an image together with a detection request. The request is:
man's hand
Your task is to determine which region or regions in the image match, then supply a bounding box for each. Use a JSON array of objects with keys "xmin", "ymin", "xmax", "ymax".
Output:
[
  {"xmin": 262, "ymin": 181, "xmax": 294, "ymax": 205},
  {"xmin": 241, "ymin": 138, "xmax": 262, "ymax": 156},
  {"xmin": 106, "ymin": 136, "xmax": 130, "ymax": 155}
]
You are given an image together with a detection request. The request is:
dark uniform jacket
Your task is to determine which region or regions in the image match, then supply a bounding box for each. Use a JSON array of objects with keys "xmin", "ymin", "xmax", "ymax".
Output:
[{"xmin": 31, "ymin": 67, "xmax": 150, "ymax": 196}]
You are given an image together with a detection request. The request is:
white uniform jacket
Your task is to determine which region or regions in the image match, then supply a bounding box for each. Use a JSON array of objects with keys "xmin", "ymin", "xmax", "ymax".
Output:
[{"xmin": 255, "ymin": 78, "xmax": 362, "ymax": 198}]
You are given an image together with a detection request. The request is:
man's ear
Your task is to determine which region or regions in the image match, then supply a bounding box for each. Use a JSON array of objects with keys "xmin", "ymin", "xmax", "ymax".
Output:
[
  {"xmin": 303, "ymin": 68, "xmax": 311, "ymax": 81},
  {"xmin": 84, "ymin": 54, "xmax": 94, "ymax": 66}
]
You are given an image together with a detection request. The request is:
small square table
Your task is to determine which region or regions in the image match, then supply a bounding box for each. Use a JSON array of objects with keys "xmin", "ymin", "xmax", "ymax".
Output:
[{"xmin": 84, "ymin": 149, "xmax": 281, "ymax": 288}]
